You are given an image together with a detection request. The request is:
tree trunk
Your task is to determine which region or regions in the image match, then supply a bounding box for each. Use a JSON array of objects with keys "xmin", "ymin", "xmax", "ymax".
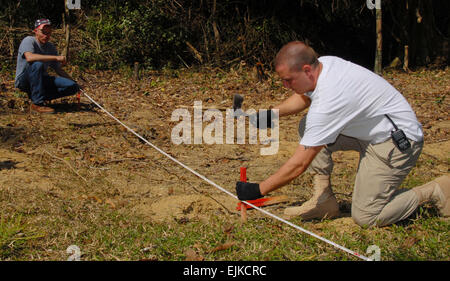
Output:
[
  {"xmin": 201, "ymin": 24, "xmax": 210, "ymax": 63},
  {"xmin": 374, "ymin": 2, "xmax": 383, "ymax": 74},
  {"xmin": 133, "ymin": 62, "xmax": 140, "ymax": 80},
  {"xmin": 62, "ymin": 0, "xmax": 70, "ymax": 61},
  {"xmin": 403, "ymin": 45, "xmax": 409, "ymax": 71},
  {"xmin": 211, "ymin": 0, "xmax": 220, "ymax": 52}
]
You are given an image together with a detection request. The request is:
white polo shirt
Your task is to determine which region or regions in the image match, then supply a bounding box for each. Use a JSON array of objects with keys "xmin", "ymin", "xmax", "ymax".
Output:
[{"xmin": 300, "ymin": 56, "xmax": 423, "ymax": 147}]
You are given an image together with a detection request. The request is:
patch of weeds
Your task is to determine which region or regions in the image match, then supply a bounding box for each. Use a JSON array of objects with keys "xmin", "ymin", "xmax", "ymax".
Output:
[
  {"xmin": 13, "ymin": 91, "xmax": 28, "ymax": 99},
  {"xmin": 150, "ymin": 78, "xmax": 164, "ymax": 88},
  {"xmin": 401, "ymin": 176, "xmax": 426, "ymax": 189},
  {"xmin": 0, "ymin": 214, "xmax": 43, "ymax": 260},
  {"xmin": 434, "ymin": 95, "xmax": 445, "ymax": 105}
]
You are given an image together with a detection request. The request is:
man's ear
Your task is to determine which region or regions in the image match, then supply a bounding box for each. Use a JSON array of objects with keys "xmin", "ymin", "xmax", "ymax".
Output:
[
  {"xmin": 303, "ymin": 64, "xmax": 311, "ymax": 72},
  {"xmin": 303, "ymin": 64, "xmax": 313, "ymax": 78}
]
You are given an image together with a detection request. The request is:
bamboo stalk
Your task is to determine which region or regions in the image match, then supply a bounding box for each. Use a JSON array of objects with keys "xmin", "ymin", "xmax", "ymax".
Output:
[
  {"xmin": 62, "ymin": 0, "xmax": 70, "ymax": 61},
  {"xmin": 403, "ymin": 45, "xmax": 409, "ymax": 71},
  {"xmin": 374, "ymin": 3, "xmax": 383, "ymax": 74}
]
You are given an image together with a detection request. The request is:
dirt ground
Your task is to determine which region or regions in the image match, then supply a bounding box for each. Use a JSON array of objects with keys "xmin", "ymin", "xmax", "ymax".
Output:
[{"xmin": 1, "ymin": 67, "xmax": 449, "ymax": 230}]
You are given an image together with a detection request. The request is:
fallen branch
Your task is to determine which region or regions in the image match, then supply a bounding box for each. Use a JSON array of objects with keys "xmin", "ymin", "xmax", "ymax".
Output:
[
  {"xmin": 208, "ymin": 241, "xmax": 236, "ymax": 253},
  {"xmin": 186, "ymin": 41, "xmax": 203, "ymax": 63},
  {"xmin": 43, "ymin": 149, "xmax": 88, "ymax": 183}
]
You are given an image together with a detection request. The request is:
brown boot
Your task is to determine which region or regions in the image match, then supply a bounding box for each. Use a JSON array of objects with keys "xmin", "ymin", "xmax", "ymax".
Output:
[
  {"xmin": 413, "ymin": 175, "xmax": 450, "ymax": 217},
  {"xmin": 284, "ymin": 175, "xmax": 340, "ymax": 220},
  {"xmin": 30, "ymin": 103, "xmax": 55, "ymax": 114}
]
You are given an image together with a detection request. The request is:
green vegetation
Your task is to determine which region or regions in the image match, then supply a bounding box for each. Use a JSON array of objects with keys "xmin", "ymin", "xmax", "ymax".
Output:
[{"xmin": 1, "ymin": 0, "xmax": 449, "ymax": 70}]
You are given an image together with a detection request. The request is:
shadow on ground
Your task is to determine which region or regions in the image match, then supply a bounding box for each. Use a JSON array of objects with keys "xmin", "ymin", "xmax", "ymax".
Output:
[
  {"xmin": 50, "ymin": 102, "xmax": 98, "ymax": 114},
  {"xmin": 0, "ymin": 160, "xmax": 18, "ymax": 170}
]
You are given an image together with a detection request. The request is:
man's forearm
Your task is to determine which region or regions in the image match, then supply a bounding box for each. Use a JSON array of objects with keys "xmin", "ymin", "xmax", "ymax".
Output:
[
  {"xmin": 24, "ymin": 52, "xmax": 58, "ymax": 63},
  {"xmin": 273, "ymin": 93, "xmax": 311, "ymax": 117},
  {"xmin": 259, "ymin": 144, "xmax": 323, "ymax": 195},
  {"xmin": 260, "ymin": 161, "xmax": 306, "ymax": 195}
]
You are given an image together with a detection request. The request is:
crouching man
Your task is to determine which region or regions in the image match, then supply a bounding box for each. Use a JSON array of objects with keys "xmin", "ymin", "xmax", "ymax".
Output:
[
  {"xmin": 236, "ymin": 41, "xmax": 449, "ymax": 227},
  {"xmin": 15, "ymin": 18, "xmax": 80, "ymax": 114}
]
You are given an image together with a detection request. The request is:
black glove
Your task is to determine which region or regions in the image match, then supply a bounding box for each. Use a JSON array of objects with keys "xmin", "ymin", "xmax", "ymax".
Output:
[
  {"xmin": 236, "ymin": 181, "xmax": 263, "ymax": 201},
  {"xmin": 250, "ymin": 110, "xmax": 276, "ymax": 129}
]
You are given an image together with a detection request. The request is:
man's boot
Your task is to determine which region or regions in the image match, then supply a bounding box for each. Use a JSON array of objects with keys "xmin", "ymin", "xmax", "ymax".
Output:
[
  {"xmin": 412, "ymin": 175, "xmax": 450, "ymax": 217},
  {"xmin": 284, "ymin": 174, "xmax": 340, "ymax": 220},
  {"xmin": 30, "ymin": 103, "xmax": 55, "ymax": 114}
]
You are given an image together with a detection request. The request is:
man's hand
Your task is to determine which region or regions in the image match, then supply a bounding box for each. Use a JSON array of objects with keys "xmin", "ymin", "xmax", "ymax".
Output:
[
  {"xmin": 249, "ymin": 109, "xmax": 277, "ymax": 129},
  {"xmin": 236, "ymin": 181, "xmax": 263, "ymax": 201},
  {"xmin": 56, "ymin": 55, "xmax": 67, "ymax": 66}
]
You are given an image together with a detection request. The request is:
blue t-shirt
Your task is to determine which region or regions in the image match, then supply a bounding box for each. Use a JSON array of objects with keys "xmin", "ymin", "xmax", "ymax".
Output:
[{"xmin": 15, "ymin": 36, "xmax": 60, "ymax": 87}]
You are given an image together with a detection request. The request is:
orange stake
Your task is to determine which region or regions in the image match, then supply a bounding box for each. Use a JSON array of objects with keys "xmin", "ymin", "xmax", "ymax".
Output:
[
  {"xmin": 240, "ymin": 167, "xmax": 247, "ymax": 223},
  {"xmin": 76, "ymin": 92, "xmax": 81, "ymax": 110}
]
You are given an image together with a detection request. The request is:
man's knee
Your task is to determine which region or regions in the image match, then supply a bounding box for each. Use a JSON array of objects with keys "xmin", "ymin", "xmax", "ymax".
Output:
[
  {"xmin": 67, "ymin": 83, "xmax": 80, "ymax": 95},
  {"xmin": 64, "ymin": 79, "xmax": 79, "ymax": 90},
  {"xmin": 351, "ymin": 207, "xmax": 378, "ymax": 228},
  {"xmin": 65, "ymin": 78, "xmax": 80, "ymax": 92},
  {"xmin": 54, "ymin": 78, "xmax": 80, "ymax": 98}
]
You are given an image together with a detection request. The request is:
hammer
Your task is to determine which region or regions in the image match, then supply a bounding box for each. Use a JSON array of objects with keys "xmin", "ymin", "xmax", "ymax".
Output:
[{"xmin": 232, "ymin": 94, "xmax": 248, "ymax": 118}]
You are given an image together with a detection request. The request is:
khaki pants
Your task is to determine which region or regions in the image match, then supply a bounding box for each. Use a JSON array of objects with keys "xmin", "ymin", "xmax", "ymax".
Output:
[{"xmin": 298, "ymin": 117, "xmax": 423, "ymax": 227}]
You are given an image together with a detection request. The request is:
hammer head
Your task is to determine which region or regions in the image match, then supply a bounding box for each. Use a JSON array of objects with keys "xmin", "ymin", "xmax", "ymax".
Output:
[{"xmin": 233, "ymin": 94, "xmax": 244, "ymax": 111}]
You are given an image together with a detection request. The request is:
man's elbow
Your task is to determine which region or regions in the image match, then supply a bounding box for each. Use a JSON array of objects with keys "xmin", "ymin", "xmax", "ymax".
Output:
[
  {"xmin": 288, "ymin": 161, "xmax": 308, "ymax": 180},
  {"xmin": 295, "ymin": 163, "xmax": 308, "ymax": 178},
  {"xmin": 288, "ymin": 146, "xmax": 321, "ymax": 179},
  {"xmin": 24, "ymin": 53, "xmax": 34, "ymax": 62}
]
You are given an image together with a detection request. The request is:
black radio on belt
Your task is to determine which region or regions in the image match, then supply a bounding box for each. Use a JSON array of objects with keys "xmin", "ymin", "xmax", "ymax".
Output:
[{"xmin": 385, "ymin": 114, "xmax": 411, "ymax": 152}]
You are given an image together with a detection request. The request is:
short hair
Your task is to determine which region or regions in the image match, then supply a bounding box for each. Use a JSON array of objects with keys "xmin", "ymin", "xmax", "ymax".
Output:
[{"xmin": 275, "ymin": 41, "xmax": 319, "ymax": 72}]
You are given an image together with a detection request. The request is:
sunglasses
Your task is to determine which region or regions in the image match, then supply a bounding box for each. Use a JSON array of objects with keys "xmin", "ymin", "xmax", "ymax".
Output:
[{"xmin": 36, "ymin": 27, "xmax": 52, "ymax": 35}]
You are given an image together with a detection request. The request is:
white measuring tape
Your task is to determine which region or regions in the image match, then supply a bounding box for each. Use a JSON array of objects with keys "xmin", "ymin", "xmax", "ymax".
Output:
[{"xmin": 81, "ymin": 89, "xmax": 370, "ymax": 261}]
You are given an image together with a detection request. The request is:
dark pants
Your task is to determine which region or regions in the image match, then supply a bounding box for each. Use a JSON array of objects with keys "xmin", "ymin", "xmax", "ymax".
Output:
[{"xmin": 16, "ymin": 61, "xmax": 79, "ymax": 105}]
